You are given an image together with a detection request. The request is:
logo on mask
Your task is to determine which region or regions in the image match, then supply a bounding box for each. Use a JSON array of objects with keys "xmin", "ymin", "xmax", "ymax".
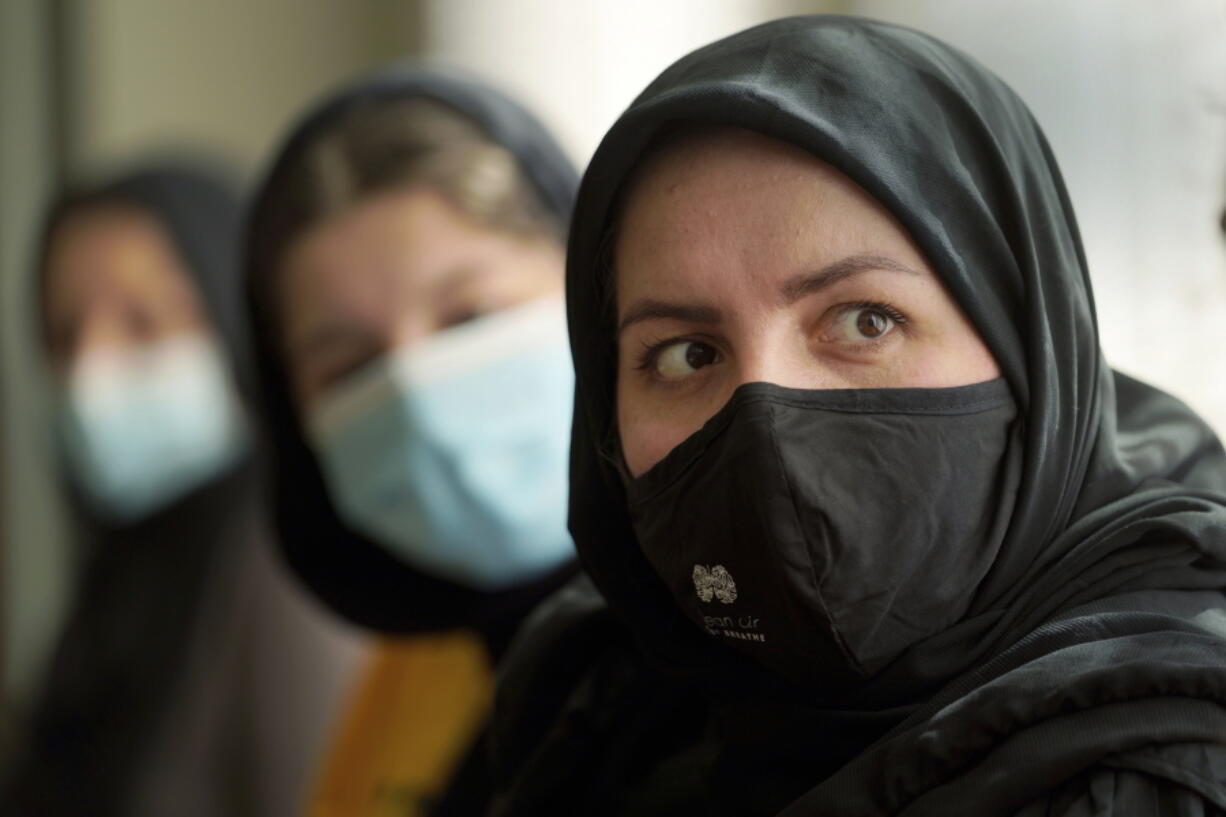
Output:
[{"xmin": 693, "ymin": 564, "xmax": 737, "ymax": 604}]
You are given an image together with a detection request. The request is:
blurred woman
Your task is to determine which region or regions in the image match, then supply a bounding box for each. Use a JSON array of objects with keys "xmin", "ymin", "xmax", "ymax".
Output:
[
  {"xmin": 489, "ymin": 16, "xmax": 1226, "ymax": 816},
  {"xmin": 3, "ymin": 161, "xmax": 366, "ymax": 817},
  {"xmin": 243, "ymin": 66, "xmax": 579, "ymax": 815}
]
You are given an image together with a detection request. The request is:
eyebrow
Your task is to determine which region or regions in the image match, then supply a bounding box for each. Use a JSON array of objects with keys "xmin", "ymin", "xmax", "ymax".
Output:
[
  {"xmin": 288, "ymin": 320, "xmax": 379, "ymax": 360},
  {"xmin": 616, "ymin": 253, "xmax": 921, "ymax": 337},
  {"xmin": 616, "ymin": 301, "xmax": 722, "ymax": 338},
  {"xmin": 779, "ymin": 253, "xmax": 921, "ymax": 304}
]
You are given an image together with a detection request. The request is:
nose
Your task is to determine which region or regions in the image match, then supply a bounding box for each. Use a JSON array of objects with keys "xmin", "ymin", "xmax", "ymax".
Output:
[
  {"xmin": 390, "ymin": 316, "xmax": 433, "ymax": 354},
  {"xmin": 69, "ymin": 309, "xmax": 136, "ymax": 362},
  {"xmin": 733, "ymin": 327, "xmax": 833, "ymax": 391}
]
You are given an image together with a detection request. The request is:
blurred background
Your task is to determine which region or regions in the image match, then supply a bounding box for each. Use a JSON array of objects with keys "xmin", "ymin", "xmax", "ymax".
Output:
[{"xmin": 2, "ymin": 0, "xmax": 1224, "ymax": 769}]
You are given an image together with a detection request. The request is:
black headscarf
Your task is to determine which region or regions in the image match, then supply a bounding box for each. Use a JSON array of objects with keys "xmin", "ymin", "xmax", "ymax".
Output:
[
  {"xmin": 244, "ymin": 64, "xmax": 580, "ymax": 645},
  {"xmin": 5, "ymin": 160, "xmax": 258, "ymax": 816},
  {"xmin": 554, "ymin": 14, "xmax": 1226, "ymax": 812}
]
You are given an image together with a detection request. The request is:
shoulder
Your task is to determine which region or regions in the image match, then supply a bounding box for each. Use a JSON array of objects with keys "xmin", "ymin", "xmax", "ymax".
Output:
[
  {"xmin": 489, "ymin": 573, "xmax": 624, "ymax": 790},
  {"xmin": 791, "ymin": 594, "xmax": 1226, "ymax": 815},
  {"xmin": 490, "ymin": 574, "xmax": 709, "ymax": 817},
  {"xmin": 1013, "ymin": 745, "xmax": 1226, "ymax": 815}
]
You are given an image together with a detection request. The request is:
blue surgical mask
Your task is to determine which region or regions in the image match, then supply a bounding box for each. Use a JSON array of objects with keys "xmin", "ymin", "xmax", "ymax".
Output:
[
  {"xmin": 305, "ymin": 297, "xmax": 576, "ymax": 590},
  {"xmin": 61, "ymin": 334, "xmax": 249, "ymax": 522}
]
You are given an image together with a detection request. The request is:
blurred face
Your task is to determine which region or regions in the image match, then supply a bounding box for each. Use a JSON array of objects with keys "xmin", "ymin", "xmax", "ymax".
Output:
[
  {"xmin": 43, "ymin": 207, "xmax": 209, "ymax": 372},
  {"xmin": 615, "ymin": 129, "xmax": 1000, "ymax": 478},
  {"xmin": 278, "ymin": 187, "xmax": 564, "ymax": 406}
]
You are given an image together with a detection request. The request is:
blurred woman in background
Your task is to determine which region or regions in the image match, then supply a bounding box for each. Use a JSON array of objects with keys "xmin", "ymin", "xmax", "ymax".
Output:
[
  {"xmin": 244, "ymin": 66, "xmax": 579, "ymax": 816},
  {"xmin": 3, "ymin": 161, "xmax": 366, "ymax": 817}
]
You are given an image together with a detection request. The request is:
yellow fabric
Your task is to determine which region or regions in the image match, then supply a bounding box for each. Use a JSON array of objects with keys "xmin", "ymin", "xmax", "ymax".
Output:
[{"xmin": 308, "ymin": 630, "xmax": 493, "ymax": 817}]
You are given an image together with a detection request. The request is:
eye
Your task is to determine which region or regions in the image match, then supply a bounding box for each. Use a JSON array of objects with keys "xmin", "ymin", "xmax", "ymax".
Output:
[
  {"xmin": 648, "ymin": 339, "xmax": 721, "ymax": 380},
  {"xmin": 439, "ymin": 308, "xmax": 486, "ymax": 330},
  {"xmin": 317, "ymin": 353, "xmax": 379, "ymax": 392},
  {"xmin": 830, "ymin": 303, "xmax": 907, "ymax": 342}
]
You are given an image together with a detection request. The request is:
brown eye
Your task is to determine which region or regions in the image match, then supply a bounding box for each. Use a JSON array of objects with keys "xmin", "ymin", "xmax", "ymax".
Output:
[
  {"xmin": 655, "ymin": 340, "xmax": 720, "ymax": 379},
  {"xmin": 831, "ymin": 304, "xmax": 904, "ymax": 343},
  {"xmin": 856, "ymin": 309, "xmax": 890, "ymax": 338},
  {"xmin": 440, "ymin": 309, "xmax": 486, "ymax": 330}
]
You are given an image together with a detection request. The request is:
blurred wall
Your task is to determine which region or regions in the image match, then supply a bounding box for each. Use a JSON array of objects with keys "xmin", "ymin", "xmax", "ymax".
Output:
[
  {"xmin": 0, "ymin": 0, "xmax": 63, "ymax": 738},
  {"xmin": 64, "ymin": 0, "xmax": 418, "ymax": 174}
]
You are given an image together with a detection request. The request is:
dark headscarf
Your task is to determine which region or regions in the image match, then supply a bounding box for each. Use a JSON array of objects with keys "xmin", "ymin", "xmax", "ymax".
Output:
[
  {"xmin": 244, "ymin": 64, "xmax": 580, "ymax": 644},
  {"xmin": 553, "ymin": 14, "xmax": 1226, "ymax": 812},
  {"xmin": 4, "ymin": 160, "xmax": 258, "ymax": 816}
]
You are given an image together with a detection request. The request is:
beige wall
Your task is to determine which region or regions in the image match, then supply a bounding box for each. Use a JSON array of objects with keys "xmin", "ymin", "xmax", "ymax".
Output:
[
  {"xmin": 66, "ymin": 0, "xmax": 418, "ymax": 174},
  {"xmin": 1, "ymin": 0, "xmax": 66, "ymax": 722}
]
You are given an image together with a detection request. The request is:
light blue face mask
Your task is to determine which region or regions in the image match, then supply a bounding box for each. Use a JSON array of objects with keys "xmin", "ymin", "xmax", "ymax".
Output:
[
  {"xmin": 305, "ymin": 297, "xmax": 576, "ymax": 591},
  {"xmin": 60, "ymin": 334, "xmax": 249, "ymax": 522}
]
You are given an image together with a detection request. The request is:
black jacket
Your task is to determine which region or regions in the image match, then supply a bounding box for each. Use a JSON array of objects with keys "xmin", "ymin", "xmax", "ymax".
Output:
[{"xmin": 491, "ymin": 16, "xmax": 1226, "ymax": 816}]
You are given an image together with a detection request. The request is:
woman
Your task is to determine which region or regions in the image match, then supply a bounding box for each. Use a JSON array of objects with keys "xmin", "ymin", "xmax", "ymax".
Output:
[
  {"xmin": 4, "ymin": 162, "xmax": 364, "ymax": 816},
  {"xmin": 490, "ymin": 16, "xmax": 1226, "ymax": 816},
  {"xmin": 243, "ymin": 66, "xmax": 579, "ymax": 815}
]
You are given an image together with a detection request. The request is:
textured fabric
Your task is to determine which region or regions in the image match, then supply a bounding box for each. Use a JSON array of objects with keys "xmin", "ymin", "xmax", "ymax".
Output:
[
  {"xmin": 310, "ymin": 632, "xmax": 492, "ymax": 817},
  {"xmin": 493, "ymin": 14, "xmax": 1226, "ymax": 816},
  {"xmin": 244, "ymin": 64, "xmax": 580, "ymax": 638},
  {"xmin": 628, "ymin": 378, "xmax": 1018, "ymax": 687}
]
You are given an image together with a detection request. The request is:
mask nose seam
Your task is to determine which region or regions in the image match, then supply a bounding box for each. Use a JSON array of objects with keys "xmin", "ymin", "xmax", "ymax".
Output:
[{"xmin": 764, "ymin": 400, "xmax": 867, "ymax": 678}]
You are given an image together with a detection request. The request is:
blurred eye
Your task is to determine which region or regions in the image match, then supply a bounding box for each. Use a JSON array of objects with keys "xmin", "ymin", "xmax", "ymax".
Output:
[
  {"xmin": 831, "ymin": 304, "xmax": 906, "ymax": 342},
  {"xmin": 439, "ymin": 308, "xmax": 486, "ymax": 330},
  {"xmin": 652, "ymin": 340, "xmax": 720, "ymax": 380}
]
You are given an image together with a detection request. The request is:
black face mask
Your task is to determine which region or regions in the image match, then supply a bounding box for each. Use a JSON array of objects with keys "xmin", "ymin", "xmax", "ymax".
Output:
[{"xmin": 626, "ymin": 378, "xmax": 1020, "ymax": 690}]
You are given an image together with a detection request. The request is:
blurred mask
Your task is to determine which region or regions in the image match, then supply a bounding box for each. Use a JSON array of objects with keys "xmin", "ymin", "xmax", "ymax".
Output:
[
  {"xmin": 61, "ymin": 333, "xmax": 249, "ymax": 522},
  {"xmin": 306, "ymin": 296, "xmax": 575, "ymax": 590}
]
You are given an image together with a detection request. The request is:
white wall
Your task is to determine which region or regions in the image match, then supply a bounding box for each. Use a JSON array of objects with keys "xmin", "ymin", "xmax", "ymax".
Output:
[{"xmin": 419, "ymin": 0, "xmax": 836, "ymax": 166}]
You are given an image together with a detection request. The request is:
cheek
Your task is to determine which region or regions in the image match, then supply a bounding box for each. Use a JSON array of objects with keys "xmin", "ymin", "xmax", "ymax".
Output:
[
  {"xmin": 616, "ymin": 379, "xmax": 704, "ymax": 479},
  {"xmin": 618, "ymin": 410, "xmax": 678, "ymax": 479},
  {"xmin": 615, "ymin": 377, "xmax": 653, "ymax": 478}
]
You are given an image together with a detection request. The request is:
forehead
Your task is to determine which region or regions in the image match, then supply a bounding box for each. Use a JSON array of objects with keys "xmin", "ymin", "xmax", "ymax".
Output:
[
  {"xmin": 44, "ymin": 206, "xmax": 191, "ymax": 309},
  {"xmin": 280, "ymin": 188, "xmax": 469, "ymax": 286},
  {"xmin": 614, "ymin": 127, "xmax": 930, "ymax": 298},
  {"xmin": 279, "ymin": 189, "xmax": 477, "ymax": 322}
]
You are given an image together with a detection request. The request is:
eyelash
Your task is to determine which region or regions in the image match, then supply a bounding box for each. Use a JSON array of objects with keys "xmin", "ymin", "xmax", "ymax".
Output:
[
  {"xmin": 630, "ymin": 300, "xmax": 909, "ymax": 374},
  {"xmin": 634, "ymin": 335, "xmax": 703, "ymax": 373},
  {"xmin": 837, "ymin": 300, "xmax": 909, "ymax": 328}
]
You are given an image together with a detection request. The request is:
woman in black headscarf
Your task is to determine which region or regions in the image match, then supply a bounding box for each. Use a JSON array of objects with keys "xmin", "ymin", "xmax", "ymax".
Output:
[
  {"xmin": 4, "ymin": 161, "xmax": 363, "ymax": 817},
  {"xmin": 243, "ymin": 65, "xmax": 580, "ymax": 815},
  {"xmin": 490, "ymin": 16, "xmax": 1226, "ymax": 816}
]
